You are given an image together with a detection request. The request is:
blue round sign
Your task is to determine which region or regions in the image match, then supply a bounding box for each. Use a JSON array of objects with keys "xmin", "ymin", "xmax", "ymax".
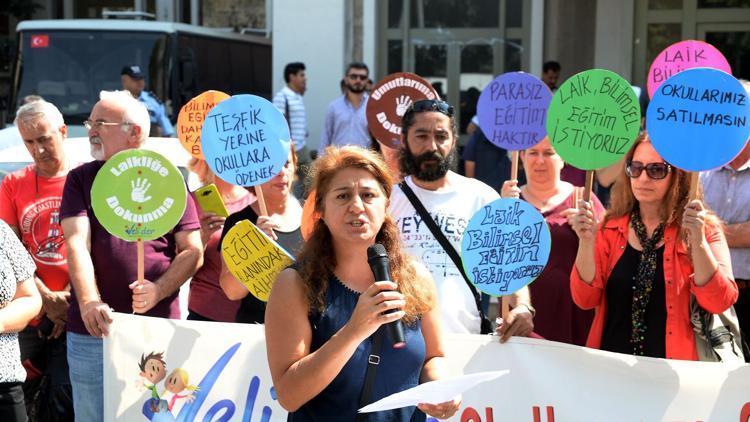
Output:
[
  {"xmin": 477, "ymin": 72, "xmax": 552, "ymax": 151},
  {"xmin": 201, "ymin": 94, "xmax": 292, "ymax": 186},
  {"xmin": 646, "ymin": 68, "xmax": 750, "ymax": 172},
  {"xmin": 460, "ymin": 198, "xmax": 551, "ymax": 297}
]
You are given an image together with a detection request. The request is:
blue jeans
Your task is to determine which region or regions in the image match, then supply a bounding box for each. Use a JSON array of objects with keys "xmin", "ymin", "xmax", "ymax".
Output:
[{"xmin": 67, "ymin": 332, "xmax": 102, "ymax": 421}]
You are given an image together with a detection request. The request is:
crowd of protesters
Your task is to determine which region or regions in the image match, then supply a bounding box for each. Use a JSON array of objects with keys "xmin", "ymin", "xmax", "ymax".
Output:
[{"xmin": 0, "ymin": 60, "xmax": 747, "ymax": 421}]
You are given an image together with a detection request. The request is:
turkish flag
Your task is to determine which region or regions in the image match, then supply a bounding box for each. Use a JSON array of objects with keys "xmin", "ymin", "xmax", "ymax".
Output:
[{"xmin": 31, "ymin": 35, "xmax": 49, "ymax": 48}]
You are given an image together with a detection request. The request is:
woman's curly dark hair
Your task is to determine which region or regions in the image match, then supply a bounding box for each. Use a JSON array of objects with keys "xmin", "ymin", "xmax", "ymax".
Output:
[{"xmin": 296, "ymin": 146, "xmax": 434, "ymax": 323}]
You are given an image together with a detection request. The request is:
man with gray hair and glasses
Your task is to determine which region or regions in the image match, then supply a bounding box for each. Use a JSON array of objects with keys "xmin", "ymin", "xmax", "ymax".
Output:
[
  {"xmin": 0, "ymin": 99, "xmax": 75, "ymax": 419},
  {"xmin": 60, "ymin": 91, "xmax": 203, "ymax": 419}
]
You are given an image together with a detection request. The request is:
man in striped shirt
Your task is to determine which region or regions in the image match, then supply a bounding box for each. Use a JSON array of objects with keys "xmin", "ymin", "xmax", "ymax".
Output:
[
  {"xmin": 273, "ymin": 62, "xmax": 309, "ymax": 160},
  {"xmin": 273, "ymin": 62, "xmax": 309, "ymax": 196}
]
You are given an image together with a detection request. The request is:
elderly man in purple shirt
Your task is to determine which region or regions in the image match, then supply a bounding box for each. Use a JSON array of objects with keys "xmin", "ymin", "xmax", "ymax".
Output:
[
  {"xmin": 700, "ymin": 79, "xmax": 750, "ymax": 351},
  {"xmin": 318, "ymin": 62, "xmax": 371, "ymax": 156},
  {"xmin": 60, "ymin": 90, "xmax": 203, "ymax": 420}
]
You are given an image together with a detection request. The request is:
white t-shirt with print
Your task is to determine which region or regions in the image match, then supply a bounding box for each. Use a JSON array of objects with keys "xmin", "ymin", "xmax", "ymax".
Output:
[{"xmin": 389, "ymin": 172, "xmax": 499, "ymax": 334}]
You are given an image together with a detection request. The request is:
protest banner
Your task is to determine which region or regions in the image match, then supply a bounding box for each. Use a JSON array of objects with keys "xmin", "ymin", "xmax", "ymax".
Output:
[
  {"xmin": 220, "ymin": 219, "xmax": 294, "ymax": 301},
  {"xmin": 477, "ymin": 72, "xmax": 552, "ymax": 151},
  {"xmin": 105, "ymin": 313, "xmax": 750, "ymax": 421},
  {"xmin": 201, "ymin": 94, "xmax": 291, "ymax": 188},
  {"xmin": 177, "ymin": 90, "xmax": 230, "ymax": 159},
  {"xmin": 461, "ymin": 198, "xmax": 551, "ymax": 297},
  {"xmin": 366, "ymin": 72, "xmax": 439, "ymax": 149},
  {"xmin": 646, "ymin": 67, "xmax": 750, "ymax": 173},
  {"xmin": 647, "ymin": 39, "xmax": 732, "ymax": 99},
  {"xmin": 91, "ymin": 149, "xmax": 187, "ymax": 282}
]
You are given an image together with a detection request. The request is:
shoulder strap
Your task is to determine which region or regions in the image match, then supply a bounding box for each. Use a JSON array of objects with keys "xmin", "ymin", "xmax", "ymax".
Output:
[
  {"xmin": 398, "ymin": 181, "xmax": 487, "ymax": 321},
  {"xmin": 356, "ymin": 327, "xmax": 384, "ymax": 421}
]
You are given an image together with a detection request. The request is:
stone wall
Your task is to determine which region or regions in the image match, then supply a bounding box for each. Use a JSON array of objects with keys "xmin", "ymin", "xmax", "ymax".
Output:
[{"xmin": 202, "ymin": 0, "xmax": 265, "ymax": 29}]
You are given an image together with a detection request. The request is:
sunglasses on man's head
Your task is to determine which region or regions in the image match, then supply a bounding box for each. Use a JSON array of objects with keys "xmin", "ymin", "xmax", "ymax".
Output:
[
  {"xmin": 626, "ymin": 161, "xmax": 672, "ymax": 180},
  {"xmin": 408, "ymin": 99, "xmax": 454, "ymax": 117}
]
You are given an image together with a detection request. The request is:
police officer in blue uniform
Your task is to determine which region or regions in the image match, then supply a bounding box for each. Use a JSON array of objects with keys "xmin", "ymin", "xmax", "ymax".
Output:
[{"xmin": 120, "ymin": 65, "xmax": 175, "ymax": 137}]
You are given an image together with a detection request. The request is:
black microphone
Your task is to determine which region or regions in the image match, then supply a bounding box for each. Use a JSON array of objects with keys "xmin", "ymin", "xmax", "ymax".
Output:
[{"xmin": 367, "ymin": 243, "xmax": 406, "ymax": 349}]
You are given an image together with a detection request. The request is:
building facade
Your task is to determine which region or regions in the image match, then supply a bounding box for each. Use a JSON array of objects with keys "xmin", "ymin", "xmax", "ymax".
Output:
[{"xmin": 2, "ymin": 0, "xmax": 748, "ymax": 150}]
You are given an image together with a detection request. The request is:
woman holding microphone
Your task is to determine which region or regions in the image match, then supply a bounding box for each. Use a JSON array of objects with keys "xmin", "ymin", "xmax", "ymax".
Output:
[{"xmin": 265, "ymin": 146, "xmax": 459, "ymax": 421}]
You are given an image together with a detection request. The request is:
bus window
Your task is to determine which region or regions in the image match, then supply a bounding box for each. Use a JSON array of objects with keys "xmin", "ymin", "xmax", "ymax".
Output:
[{"xmin": 13, "ymin": 30, "xmax": 169, "ymax": 125}]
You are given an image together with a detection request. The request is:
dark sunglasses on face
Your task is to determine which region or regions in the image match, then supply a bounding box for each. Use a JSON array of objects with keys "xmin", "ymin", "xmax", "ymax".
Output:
[
  {"xmin": 626, "ymin": 160, "xmax": 672, "ymax": 180},
  {"xmin": 348, "ymin": 74, "xmax": 368, "ymax": 80},
  {"xmin": 408, "ymin": 99, "xmax": 455, "ymax": 117}
]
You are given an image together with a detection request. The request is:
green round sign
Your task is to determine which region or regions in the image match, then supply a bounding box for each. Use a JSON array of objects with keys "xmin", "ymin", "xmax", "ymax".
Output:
[
  {"xmin": 91, "ymin": 149, "xmax": 187, "ymax": 241},
  {"xmin": 546, "ymin": 69, "xmax": 641, "ymax": 170}
]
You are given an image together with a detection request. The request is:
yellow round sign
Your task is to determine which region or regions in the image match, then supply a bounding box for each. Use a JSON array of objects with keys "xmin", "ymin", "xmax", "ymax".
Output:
[
  {"xmin": 220, "ymin": 219, "xmax": 294, "ymax": 301},
  {"xmin": 177, "ymin": 90, "xmax": 230, "ymax": 159}
]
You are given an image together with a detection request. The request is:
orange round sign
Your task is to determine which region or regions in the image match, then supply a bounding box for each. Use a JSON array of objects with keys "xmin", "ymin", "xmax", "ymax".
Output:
[
  {"xmin": 366, "ymin": 72, "xmax": 439, "ymax": 149},
  {"xmin": 177, "ymin": 90, "xmax": 230, "ymax": 159},
  {"xmin": 301, "ymin": 190, "xmax": 318, "ymax": 241}
]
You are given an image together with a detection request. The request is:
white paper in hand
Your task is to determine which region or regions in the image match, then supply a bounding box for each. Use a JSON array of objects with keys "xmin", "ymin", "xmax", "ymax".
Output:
[{"xmin": 358, "ymin": 370, "xmax": 508, "ymax": 413}]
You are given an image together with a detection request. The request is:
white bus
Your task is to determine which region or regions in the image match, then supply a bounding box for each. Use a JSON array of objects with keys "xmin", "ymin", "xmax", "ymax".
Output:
[{"xmin": 1, "ymin": 19, "xmax": 271, "ymax": 147}]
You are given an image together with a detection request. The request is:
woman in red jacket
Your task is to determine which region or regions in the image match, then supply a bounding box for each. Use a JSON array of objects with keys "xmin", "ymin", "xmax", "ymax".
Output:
[{"xmin": 569, "ymin": 134, "xmax": 737, "ymax": 360}]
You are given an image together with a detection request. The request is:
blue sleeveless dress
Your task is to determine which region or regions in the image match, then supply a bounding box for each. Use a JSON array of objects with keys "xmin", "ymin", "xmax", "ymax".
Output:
[{"xmin": 288, "ymin": 275, "xmax": 426, "ymax": 422}]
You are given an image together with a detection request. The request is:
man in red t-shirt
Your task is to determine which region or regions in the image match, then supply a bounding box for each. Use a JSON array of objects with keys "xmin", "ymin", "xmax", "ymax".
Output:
[{"xmin": 0, "ymin": 99, "xmax": 74, "ymax": 419}]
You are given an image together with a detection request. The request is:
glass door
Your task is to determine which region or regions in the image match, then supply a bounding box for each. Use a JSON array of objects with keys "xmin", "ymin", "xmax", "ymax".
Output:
[{"xmin": 698, "ymin": 23, "xmax": 750, "ymax": 80}]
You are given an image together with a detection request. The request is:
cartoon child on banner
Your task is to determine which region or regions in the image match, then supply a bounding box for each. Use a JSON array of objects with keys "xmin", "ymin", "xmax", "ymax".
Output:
[
  {"xmin": 163, "ymin": 368, "xmax": 199, "ymax": 412},
  {"xmin": 137, "ymin": 351, "xmax": 168, "ymax": 413}
]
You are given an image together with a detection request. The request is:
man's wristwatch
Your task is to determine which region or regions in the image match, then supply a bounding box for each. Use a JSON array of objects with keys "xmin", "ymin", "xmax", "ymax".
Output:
[{"xmin": 516, "ymin": 303, "xmax": 536, "ymax": 318}]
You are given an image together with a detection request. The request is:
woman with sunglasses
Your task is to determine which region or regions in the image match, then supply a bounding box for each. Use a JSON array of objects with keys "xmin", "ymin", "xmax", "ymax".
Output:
[
  {"xmin": 570, "ymin": 134, "xmax": 737, "ymax": 360},
  {"xmin": 501, "ymin": 137, "xmax": 604, "ymax": 346}
]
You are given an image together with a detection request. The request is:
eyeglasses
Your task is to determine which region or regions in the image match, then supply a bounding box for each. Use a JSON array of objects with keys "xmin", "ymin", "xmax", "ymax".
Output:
[
  {"xmin": 83, "ymin": 119, "xmax": 132, "ymax": 130},
  {"xmin": 408, "ymin": 99, "xmax": 455, "ymax": 117},
  {"xmin": 347, "ymin": 74, "xmax": 368, "ymax": 81},
  {"xmin": 626, "ymin": 160, "xmax": 672, "ymax": 180}
]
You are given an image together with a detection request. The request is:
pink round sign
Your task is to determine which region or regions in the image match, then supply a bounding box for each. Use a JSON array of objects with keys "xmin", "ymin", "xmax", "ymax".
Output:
[{"xmin": 647, "ymin": 40, "xmax": 731, "ymax": 98}]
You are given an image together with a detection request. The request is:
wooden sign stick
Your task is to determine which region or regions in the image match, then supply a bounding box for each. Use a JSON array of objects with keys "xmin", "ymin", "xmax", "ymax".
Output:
[
  {"xmin": 137, "ymin": 239, "xmax": 145, "ymax": 284},
  {"xmin": 688, "ymin": 172, "xmax": 699, "ymax": 200},
  {"xmin": 255, "ymin": 185, "xmax": 269, "ymax": 216},
  {"xmin": 583, "ymin": 170, "xmax": 595, "ymax": 202},
  {"xmin": 134, "ymin": 238, "xmax": 145, "ymax": 314},
  {"xmin": 500, "ymin": 151, "xmax": 521, "ymax": 324},
  {"xmin": 510, "ymin": 151, "xmax": 519, "ymax": 181}
]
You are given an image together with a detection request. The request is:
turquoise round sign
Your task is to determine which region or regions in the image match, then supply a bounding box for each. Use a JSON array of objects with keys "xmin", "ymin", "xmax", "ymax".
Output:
[
  {"xmin": 91, "ymin": 149, "xmax": 187, "ymax": 242},
  {"xmin": 201, "ymin": 94, "xmax": 292, "ymax": 186},
  {"xmin": 646, "ymin": 67, "xmax": 750, "ymax": 172},
  {"xmin": 546, "ymin": 69, "xmax": 641, "ymax": 170},
  {"xmin": 460, "ymin": 198, "xmax": 551, "ymax": 296}
]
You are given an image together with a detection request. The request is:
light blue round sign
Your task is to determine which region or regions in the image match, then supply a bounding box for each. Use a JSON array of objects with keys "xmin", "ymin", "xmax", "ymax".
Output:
[
  {"xmin": 461, "ymin": 198, "xmax": 551, "ymax": 297},
  {"xmin": 477, "ymin": 72, "xmax": 552, "ymax": 151},
  {"xmin": 646, "ymin": 68, "xmax": 750, "ymax": 172},
  {"xmin": 201, "ymin": 94, "xmax": 292, "ymax": 186}
]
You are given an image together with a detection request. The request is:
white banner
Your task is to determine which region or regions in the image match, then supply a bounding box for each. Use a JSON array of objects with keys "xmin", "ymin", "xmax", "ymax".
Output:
[{"xmin": 104, "ymin": 313, "xmax": 750, "ymax": 421}]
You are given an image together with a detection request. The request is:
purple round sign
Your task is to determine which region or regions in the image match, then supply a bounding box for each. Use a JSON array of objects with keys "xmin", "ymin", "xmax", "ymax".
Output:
[{"xmin": 477, "ymin": 72, "xmax": 552, "ymax": 151}]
